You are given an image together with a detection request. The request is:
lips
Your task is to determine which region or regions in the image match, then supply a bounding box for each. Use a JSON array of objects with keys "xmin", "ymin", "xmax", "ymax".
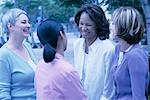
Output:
[
  {"xmin": 23, "ymin": 28, "xmax": 29, "ymax": 33},
  {"xmin": 82, "ymin": 32, "xmax": 89, "ymax": 37}
]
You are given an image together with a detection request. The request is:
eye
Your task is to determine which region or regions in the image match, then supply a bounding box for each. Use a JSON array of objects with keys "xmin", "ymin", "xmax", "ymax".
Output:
[
  {"xmin": 86, "ymin": 24, "xmax": 92, "ymax": 26},
  {"xmin": 79, "ymin": 22, "xmax": 83, "ymax": 26},
  {"xmin": 21, "ymin": 20, "xmax": 30, "ymax": 24},
  {"xmin": 21, "ymin": 21, "xmax": 26, "ymax": 24}
]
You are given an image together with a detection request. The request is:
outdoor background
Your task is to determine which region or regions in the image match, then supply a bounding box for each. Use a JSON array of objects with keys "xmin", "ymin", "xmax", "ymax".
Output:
[{"xmin": 0, "ymin": 0, "xmax": 149, "ymax": 99}]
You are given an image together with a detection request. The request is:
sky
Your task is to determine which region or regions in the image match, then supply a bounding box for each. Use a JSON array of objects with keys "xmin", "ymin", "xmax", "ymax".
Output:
[{"xmin": 98, "ymin": 0, "xmax": 111, "ymax": 19}]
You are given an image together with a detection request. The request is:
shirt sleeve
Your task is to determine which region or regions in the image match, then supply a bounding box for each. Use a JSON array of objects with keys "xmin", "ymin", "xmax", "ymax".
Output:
[
  {"xmin": 128, "ymin": 54, "xmax": 148, "ymax": 100},
  {"xmin": 0, "ymin": 60, "xmax": 11, "ymax": 100},
  {"xmin": 100, "ymin": 45, "xmax": 119, "ymax": 100},
  {"xmin": 63, "ymin": 71, "xmax": 87, "ymax": 100}
]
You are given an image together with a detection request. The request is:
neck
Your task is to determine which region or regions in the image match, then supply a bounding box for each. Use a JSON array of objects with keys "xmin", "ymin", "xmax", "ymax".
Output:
[
  {"xmin": 120, "ymin": 41, "xmax": 131, "ymax": 52},
  {"xmin": 56, "ymin": 49, "xmax": 64, "ymax": 56},
  {"xmin": 6, "ymin": 37, "xmax": 24, "ymax": 50},
  {"xmin": 86, "ymin": 36, "xmax": 97, "ymax": 46}
]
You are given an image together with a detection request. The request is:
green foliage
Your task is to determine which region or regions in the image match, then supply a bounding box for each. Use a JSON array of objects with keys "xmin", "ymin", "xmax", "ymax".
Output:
[
  {"xmin": 55, "ymin": 0, "xmax": 92, "ymax": 7},
  {"xmin": 4, "ymin": 1, "xmax": 14, "ymax": 9},
  {"xmin": 42, "ymin": 1, "xmax": 79, "ymax": 22},
  {"xmin": 1, "ymin": 0, "xmax": 82, "ymax": 23},
  {"xmin": 101, "ymin": 0, "xmax": 147, "ymax": 25},
  {"xmin": 29, "ymin": 0, "xmax": 40, "ymax": 8},
  {"xmin": 101, "ymin": 0, "xmax": 142, "ymax": 13}
]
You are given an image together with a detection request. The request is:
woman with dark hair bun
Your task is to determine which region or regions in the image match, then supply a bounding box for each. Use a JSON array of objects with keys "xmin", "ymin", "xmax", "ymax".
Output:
[{"xmin": 35, "ymin": 19, "xmax": 87, "ymax": 100}]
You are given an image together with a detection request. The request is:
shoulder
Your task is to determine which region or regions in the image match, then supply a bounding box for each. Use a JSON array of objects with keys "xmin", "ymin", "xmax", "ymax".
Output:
[
  {"xmin": 0, "ymin": 46, "xmax": 11, "ymax": 60},
  {"xmin": 74, "ymin": 38, "xmax": 84, "ymax": 48},
  {"xmin": 37, "ymin": 60, "xmax": 48, "ymax": 72},
  {"xmin": 23, "ymin": 40, "xmax": 32, "ymax": 50},
  {"xmin": 37, "ymin": 60, "xmax": 45, "ymax": 67},
  {"xmin": 99, "ymin": 39, "xmax": 116, "ymax": 52},
  {"xmin": 0, "ymin": 46, "xmax": 12, "ymax": 70},
  {"xmin": 59, "ymin": 58, "xmax": 77, "ymax": 73},
  {"xmin": 126, "ymin": 45, "xmax": 148, "ymax": 69},
  {"xmin": 102, "ymin": 39, "xmax": 115, "ymax": 48},
  {"xmin": 128, "ymin": 45, "xmax": 148, "ymax": 58}
]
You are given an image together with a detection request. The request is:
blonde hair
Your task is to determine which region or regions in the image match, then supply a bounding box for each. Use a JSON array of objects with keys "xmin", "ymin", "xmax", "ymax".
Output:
[
  {"xmin": 2, "ymin": 8, "xmax": 27, "ymax": 35},
  {"xmin": 112, "ymin": 6, "xmax": 144, "ymax": 44}
]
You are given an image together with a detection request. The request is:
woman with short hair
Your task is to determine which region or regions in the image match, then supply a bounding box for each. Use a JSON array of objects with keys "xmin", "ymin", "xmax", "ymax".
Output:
[
  {"xmin": 111, "ymin": 6, "xmax": 149, "ymax": 100},
  {"xmin": 0, "ymin": 8, "xmax": 38, "ymax": 100}
]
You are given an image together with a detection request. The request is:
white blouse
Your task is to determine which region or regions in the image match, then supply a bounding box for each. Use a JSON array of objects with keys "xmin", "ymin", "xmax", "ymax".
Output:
[{"xmin": 74, "ymin": 38, "xmax": 119, "ymax": 100}]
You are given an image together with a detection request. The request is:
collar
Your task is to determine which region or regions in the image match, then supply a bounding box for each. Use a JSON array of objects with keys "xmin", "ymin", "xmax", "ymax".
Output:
[
  {"xmin": 55, "ymin": 53, "xmax": 64, "ymax": 59},
  {"xmin": 124, "ymin": 44, "xmax": 133, "ymax": 53},
  {"xmin": 89, "ymin": 38, "xmax": 101, "ymax": 52}
]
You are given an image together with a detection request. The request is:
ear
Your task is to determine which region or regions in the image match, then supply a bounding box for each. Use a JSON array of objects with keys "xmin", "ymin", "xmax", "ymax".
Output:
[
  {"xmin": 59, "ymin": 31, "xmax": 65, "ymax": 39},
  {"xmin": 7, "ymin": 23, "xmax": 13, "ymax": 29}
]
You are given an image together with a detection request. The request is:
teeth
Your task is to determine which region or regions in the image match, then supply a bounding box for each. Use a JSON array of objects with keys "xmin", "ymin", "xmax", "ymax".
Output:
[
  {"xmin": 82, "ymin": 32, "xmax": 87, "ymax": 35},
  {"xmin": 23, "ymin": 29, "xmax": 29, "ymax": 32},
  {"xmin": 23, "ymin": 29, "xmax": 26, "ymax": 32}
]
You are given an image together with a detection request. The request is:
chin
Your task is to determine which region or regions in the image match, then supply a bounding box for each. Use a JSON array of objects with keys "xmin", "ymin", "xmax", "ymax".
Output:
[
  {"xmin": 24, "ymin": 33, "xmax": 29, "ymax": 36},
  {"xmin": 82, "ymin": 35, "xmax": 88, "ymax": 39}
]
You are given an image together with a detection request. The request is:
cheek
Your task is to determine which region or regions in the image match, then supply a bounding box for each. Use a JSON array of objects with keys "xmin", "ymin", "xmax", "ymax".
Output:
[
  {"xmin": 111, "ymin": 28, "xmax": 117, "ymax": 36},
  {"xmin": 91, "ymin": 27, "xmax": 96, "ymax": 33},
  {"xmin": 64, "ymin": 38, "xmax": 67, "ymax": 46},
  {"xmin": 65, "ymin": 39, "xmax": 67, "ymax": 45},
  {"xmin": 78, "ymin": 25, "xmax": 83, "ymax": 31},
  {"xmin": 110, "ymin": 24, "xmax": 117, "ymax": 35},
  {"xmin": 118, "ymin": 40, "xmax": 125, "ymax": 51}
]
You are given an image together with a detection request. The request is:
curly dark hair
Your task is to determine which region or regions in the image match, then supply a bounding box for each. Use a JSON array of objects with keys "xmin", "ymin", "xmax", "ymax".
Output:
[{"xmin": 75, "ymin": 4, "xmax": 109, "ymax": 40}]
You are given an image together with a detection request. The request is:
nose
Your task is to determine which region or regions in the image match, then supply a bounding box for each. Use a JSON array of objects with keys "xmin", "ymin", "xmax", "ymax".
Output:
[
  {"xmin": 27, "ymin": 22, "xmax": 31, "ymax": 28},
  {"xmin": 81, "ymin": 25, "xmax": 87, "ymax": 31}
]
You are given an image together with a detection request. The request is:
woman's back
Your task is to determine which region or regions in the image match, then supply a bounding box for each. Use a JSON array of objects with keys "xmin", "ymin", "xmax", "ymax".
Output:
[{"xmin": 35, "ymin": 53, "xmax": 87, "ymax": 100}]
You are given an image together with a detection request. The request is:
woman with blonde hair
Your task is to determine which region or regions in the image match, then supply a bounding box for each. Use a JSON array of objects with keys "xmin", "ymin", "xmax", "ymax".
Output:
[
  {"xmin": 111, "ymin": 6, "xmax": 149, "ymax": 100},
  {"xmin": 0, "ymin": 8, "xmax": 38, "ymax": 100}
]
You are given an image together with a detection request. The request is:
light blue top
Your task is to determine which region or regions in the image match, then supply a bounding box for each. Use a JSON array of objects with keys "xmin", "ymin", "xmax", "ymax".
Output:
[{"xmin": 0, "ymin": 41, "xmax": 38, "ymax": 100}]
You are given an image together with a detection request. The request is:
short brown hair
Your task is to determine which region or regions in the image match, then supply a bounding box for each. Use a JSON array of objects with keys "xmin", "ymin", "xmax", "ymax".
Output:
[{"xmin": 111, "ymin": 6, "xmax": 144, "ymax": 45}]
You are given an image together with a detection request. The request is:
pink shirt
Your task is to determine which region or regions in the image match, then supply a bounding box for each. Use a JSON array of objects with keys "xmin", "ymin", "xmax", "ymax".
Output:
[{"xmin": 35, "ymin": 53, "xmax": 87, "ymax": 100}]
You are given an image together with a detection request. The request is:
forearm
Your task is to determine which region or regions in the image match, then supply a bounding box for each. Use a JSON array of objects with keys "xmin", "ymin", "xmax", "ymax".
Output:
[{"xmin": 0, "ymin": 82, "xmax": 11, "ymax": 100}]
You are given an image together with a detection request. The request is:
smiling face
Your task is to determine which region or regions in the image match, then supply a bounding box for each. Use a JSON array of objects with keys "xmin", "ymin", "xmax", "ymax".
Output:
[
  {"xmin": 78, "ymin": 12, "xmax": 97, "ymax": 42},
  {"xmin": 10, "ymin": 14, "xmax": 30, "ymax": 39}
]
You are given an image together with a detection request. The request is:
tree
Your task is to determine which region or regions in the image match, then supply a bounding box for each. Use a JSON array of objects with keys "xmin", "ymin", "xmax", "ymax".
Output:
[
  {"xmin": 140, "ymin": 0, "xmax": 150, "ymax": 53},
  {"xmin": 54, "ymin": 0, "xmax": 92, "ymax": 7},
  {"xmin": 101, "ymin": 0, "xmax": 142, "ymax": 13}
]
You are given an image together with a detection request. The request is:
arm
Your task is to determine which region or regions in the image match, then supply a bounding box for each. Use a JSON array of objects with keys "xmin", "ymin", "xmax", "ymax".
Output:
[
  {"xmin": 128, "ymin": 54, "xmax": 148, "ymax": 100},
  {"xmin": 100, "ymin": 45, "xmax": 119, "ymax": 100},
  {"xmin": 0, "ymin": 60, "xmax": 11, "ymax": 100}
]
